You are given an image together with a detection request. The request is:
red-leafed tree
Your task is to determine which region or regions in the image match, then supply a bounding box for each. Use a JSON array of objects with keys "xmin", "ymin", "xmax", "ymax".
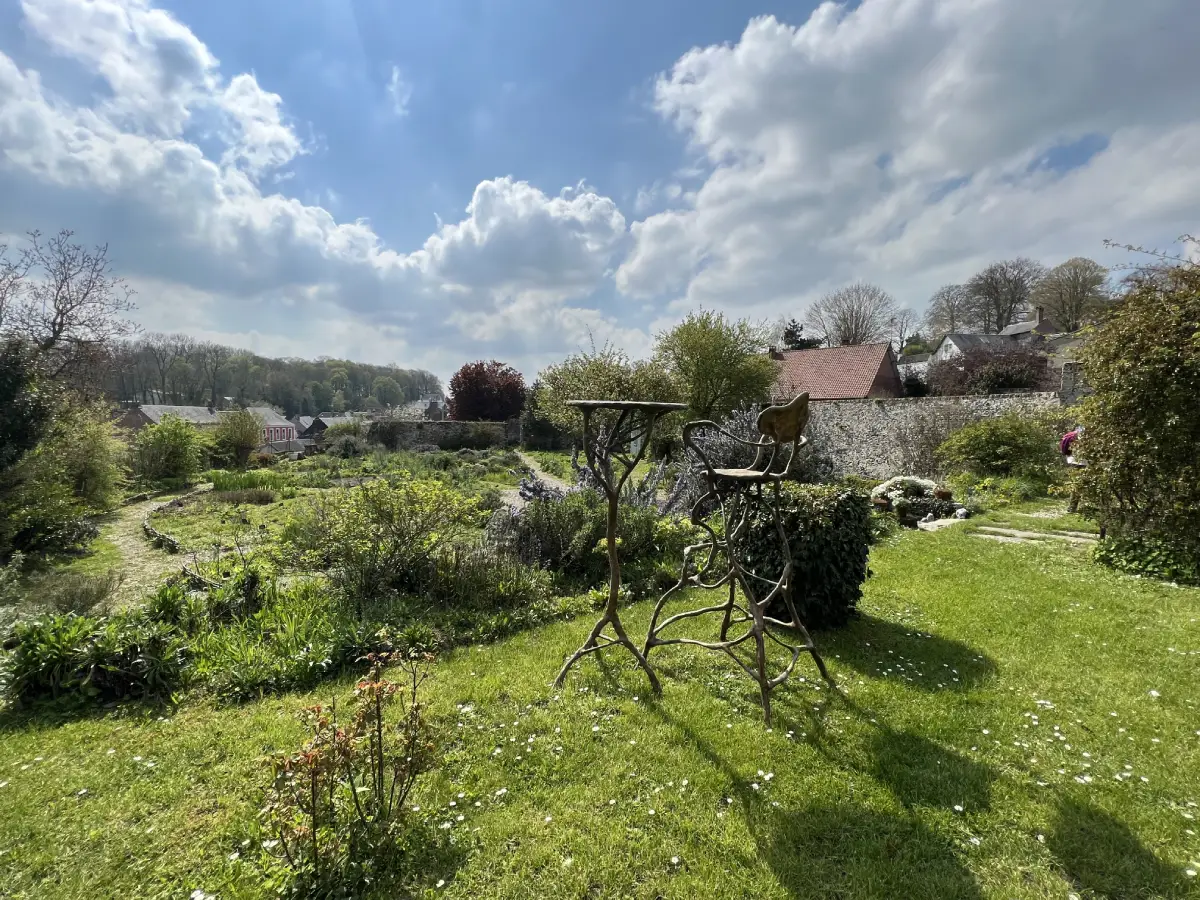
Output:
[{"xmin": 448, "ymin": 360, "xmax": 526, "ymax": 421}]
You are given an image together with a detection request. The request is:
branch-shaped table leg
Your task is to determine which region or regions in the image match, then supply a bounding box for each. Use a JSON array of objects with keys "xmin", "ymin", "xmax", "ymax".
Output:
[{"xmin": 554, "ymin": 401, "xmax": 685, "ymax": 693}]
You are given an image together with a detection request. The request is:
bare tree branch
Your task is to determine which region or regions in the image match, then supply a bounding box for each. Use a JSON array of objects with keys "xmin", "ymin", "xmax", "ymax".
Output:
[
  {"xmin": 1033, "ymin": 257, "xmax": 1112, "ymax": 331},
  {"xmin": 5, "ymin": 231, "xmax": 138, "ymax": 379},
  {"xmin": 803, "ymin": 281, "xmax": 897, "ymax": 346},
  {"xmin": 923, "ymin": 283, "xmax": 972, "ymax": 338},
  {"xmin": 965, "ymin": 258, "xmax": 1046, "ymax": 333}
]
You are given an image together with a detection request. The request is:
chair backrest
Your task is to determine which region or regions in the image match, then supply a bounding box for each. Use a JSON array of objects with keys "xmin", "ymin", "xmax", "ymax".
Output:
[
  {"xmin": 683, "ymin": 394, "xmax": 811, "ymax": 482},
  {"xmin": 756, "ymin": 393, "xmax": 810, "ymax": 444}
]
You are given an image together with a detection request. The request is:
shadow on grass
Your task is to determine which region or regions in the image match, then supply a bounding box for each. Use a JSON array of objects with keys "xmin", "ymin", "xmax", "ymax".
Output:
[
  {"xmin": 760, "ymin": 802, "xmax": 984, "ymax": 899},
  {"xmin": 1048, "ymin": 797, "xmax": 1189, "ymax": 899},
  {"xmin": 822, "ymin": 614, "xmax": 997, "ymax": 692},
  {"xmin": 868, "ymin": 727, "xmax": 995, "ymax": 812},
  {"xmin": 0, "ymin": 694, "xmax": 179, "ymax": 733},
  {"xmin": 645, "ymin": 700, "xmax": 984, "ymax": 899}
]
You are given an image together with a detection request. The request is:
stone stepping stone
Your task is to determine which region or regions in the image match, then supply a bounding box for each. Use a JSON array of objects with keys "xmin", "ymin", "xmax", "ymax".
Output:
[
  {"xmin": 917, "ymin": 518, "xmax": 966, "ymax": 532},
  {"xmin": 973, "ymin": 533, "xmax": 1037, "ymax": 544},
  {"xmin": 974, "ymin": 526, "xmax": 1097, "ymax": 545}
]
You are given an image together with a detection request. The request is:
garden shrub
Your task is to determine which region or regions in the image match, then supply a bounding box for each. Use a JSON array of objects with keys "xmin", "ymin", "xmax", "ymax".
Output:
[
  {"xmin": 258, "ymin": 651, "xmax": 439, "ymax": 897},
  {"xmin": 326, "ymin": 433, "xmax": 369, "ymax": 459},
  {"xmin": 743, "ymin": 483, "xmax": 871, "ymax": 629},
  {"xmin": 936, "ymin": 412, "xmax": 1063, "ymax": 484},
  {"xmin": 1093, "ymin": 534, "xmax": 1200, "ymax": 586},
  {"xmin": 38, "ymin": 569, "xmax": 125, "ymax": 615},
  {"xmin": 284, "ymin": 476, "xmax": 478, "ymax": 611},
  {"xmin": 427, "ymin": 545, "xmax": 554, "ymax": 612},
  {"xmin": 1074, "ymin": 258, "xmax": 1200, "ymax": 584},
  {"xmin": 927, "ymin": 345, "xmax": 1055, "ymax": 396},
  {"xmin": 0, "ymin": 399, "xmax": 123, "ymax": 560},
  {"xmin": 213, "ymin": 408, "xmax": 264, "ymax": 468},
  {"xmin": 946, "ymin": 473, "xmax": 1045, "ymax": 510},
  {"xmin": 0, "ymin": 473, "xmax": 97, "ymax": 558},
  {"xmin": 486, "ymin": 489, "xmax": 663, "ymax": 587},
  {"xmin": 132, "ymin": 414, "xmax": 206, "ymax": 482}
]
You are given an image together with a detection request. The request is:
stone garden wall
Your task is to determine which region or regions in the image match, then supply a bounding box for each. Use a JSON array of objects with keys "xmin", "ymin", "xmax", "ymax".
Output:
[
  {"xmin": 368, "ymin": 418, "xmax": 521, "ymax": 451},
  {"xmin": 807, "ymin": 393, "xmax": 1063, "ymax": 479}
]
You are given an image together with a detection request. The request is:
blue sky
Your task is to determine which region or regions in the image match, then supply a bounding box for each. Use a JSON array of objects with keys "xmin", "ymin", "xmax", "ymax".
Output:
[{"xmin": 1, "ymin": 0, "xmax": 1198, "ymax": 384}]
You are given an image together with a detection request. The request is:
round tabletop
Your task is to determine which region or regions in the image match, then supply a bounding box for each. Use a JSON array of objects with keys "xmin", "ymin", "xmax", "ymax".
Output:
[{"xmin": 565, "ymin": 400, "xmax": 688, "ymax": 412}]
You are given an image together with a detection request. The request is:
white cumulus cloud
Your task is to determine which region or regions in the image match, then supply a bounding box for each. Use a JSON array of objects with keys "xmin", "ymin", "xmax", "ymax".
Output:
[{"xmin": 618, "ymin": 0, "xmax": 1200, "ymax": 315}]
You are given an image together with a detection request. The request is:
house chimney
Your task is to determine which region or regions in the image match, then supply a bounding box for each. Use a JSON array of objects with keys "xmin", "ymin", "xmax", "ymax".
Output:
[
  {"xmin": 768, "ymin": 346, "xmax": 785, "ymax": 361},
  {"xmin": 1035, "ymin": 305, "xmax": 1044, "ymax": 325}
]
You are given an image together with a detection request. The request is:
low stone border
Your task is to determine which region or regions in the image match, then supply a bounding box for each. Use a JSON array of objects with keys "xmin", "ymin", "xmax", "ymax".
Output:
[{"xmin": 141, "ymin": 486, "xmax": 212, "ymax": 554}]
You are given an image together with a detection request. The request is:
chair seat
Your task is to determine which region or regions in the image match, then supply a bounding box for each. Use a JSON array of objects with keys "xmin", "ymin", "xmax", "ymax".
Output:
[{"xmin": 712, "ymin": 467, "xmax": 786, "ymax": 482}]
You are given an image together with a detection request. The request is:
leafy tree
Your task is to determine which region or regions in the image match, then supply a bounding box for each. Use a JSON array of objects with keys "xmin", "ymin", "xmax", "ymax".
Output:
[
  {"xmin": 653, "ymin": 310, "xmax": 776, "ymax": 420},
  {"xmin": 780, "ymin": 318, "xmax": 822, "ymax": 350},
  {"xmin": 0, "ymin": 397, "xmax": 125, "ymax": 559},
  {"xmin": 966, "ymin": 259, "xmax": 1047, "ymax": 333},
  {"xmin": 214, "ymin": 408, "xmax": 264, "ymax": 468},
  {"xmin": 448, "ymin": 360, "xmax": 526, "ymax": 422},
  {"xmin": 520, "ymin": 378, "xmax": 572, "ymax": 450},
  {"xmin": 38, "ymin": 399, "xmax": 127, "ymax": 510},
  {"xmin": 804, "ymin": 282, "xmax": 897, "ymax": 346},
  {"xmin": 535, "ymin": 343, "xmax": 681, "ymax": 434},
  {"xmin": 133, "ymin": 414, "xmax": 206, "ymax": 482},
  {"xmin": 372, "ymin": 375, "xmax": 403, "ymax": 407},
  {"xmin": 331, "ymin": 390, "xmax": 347, "ymax": 413},
  {"xmin": 1033, "ymin": 257, "xmax": 1111, "ymax": 331},
  {"xmin": 309, "ymin": 380, "xmax": 333, "ymax": 413},
  {"xmin": 1075, "ymin": 254, "xmax": 1200, "ymax": 581},
  {"xmin": 0, "ymin": 337, "xmax": 54, "ymax": 477},
  {"xmin": 923, "ymin": 284, "xmax": 973, "ymax": 338}
]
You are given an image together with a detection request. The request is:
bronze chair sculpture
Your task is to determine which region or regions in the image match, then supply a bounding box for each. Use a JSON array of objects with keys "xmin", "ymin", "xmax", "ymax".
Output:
[{"xmin": 643, "ymin": 393, "xmax": 837, "ymax": 726}]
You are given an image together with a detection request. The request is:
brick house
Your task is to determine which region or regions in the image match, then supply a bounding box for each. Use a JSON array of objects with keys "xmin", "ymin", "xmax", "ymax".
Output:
[
  {"xmin": 769, "ymin": 343, "xmax": 903, "ymax": 401},
  {"xmin": 246, "ymin": 407, "xmax": 296, "ymax": 446}
]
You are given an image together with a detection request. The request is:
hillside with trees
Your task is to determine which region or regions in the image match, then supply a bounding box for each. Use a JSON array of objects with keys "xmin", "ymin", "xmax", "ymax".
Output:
[{"xmin": 105, "ymin": 335, "xmax": 441, "ymax": 415}]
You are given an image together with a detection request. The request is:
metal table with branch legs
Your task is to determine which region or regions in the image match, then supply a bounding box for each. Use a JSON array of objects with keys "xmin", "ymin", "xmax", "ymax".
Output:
[{"xmin": 553, "ymin": 399, "xmax": 687, "ymax": 694}]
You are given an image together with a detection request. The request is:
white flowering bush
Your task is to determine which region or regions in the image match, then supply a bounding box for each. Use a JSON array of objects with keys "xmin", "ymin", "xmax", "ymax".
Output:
[
  {"xmin": 870, "ymin": 476, "xmax": 958, "ymax": 524},
  {"xmin": 870, "ymin": 476, "xmax": 940, "ymax": 504}
]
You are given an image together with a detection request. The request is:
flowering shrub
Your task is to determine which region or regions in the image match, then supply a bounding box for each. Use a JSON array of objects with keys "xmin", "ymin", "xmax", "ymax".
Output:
[
  {"xmin": 259, "ymin": 649, "xmax": 438, "ymax": 896},
  {"xmin": 869, "ymin": 476, "xmax": 958, "ymax": 523}
]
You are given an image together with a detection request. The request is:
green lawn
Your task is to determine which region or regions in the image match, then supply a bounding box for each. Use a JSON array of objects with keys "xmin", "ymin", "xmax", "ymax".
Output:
[{"xmin": 2, "ymin": 513, "xmax": 1198, "ymax": 898}]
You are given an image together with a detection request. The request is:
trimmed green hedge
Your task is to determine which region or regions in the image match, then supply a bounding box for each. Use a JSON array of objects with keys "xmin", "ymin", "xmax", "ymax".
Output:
[
  {"xmin": 1093, "ymin": 534, "xmax": 1200, "ymax": 586},
  {"xmin": 744, "ymin": 483, "xmax": 872, "ymax": 629}
]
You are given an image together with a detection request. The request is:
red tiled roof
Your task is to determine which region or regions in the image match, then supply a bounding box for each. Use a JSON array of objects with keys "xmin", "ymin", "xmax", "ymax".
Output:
[{"xmin": 772, "ymin": 343, "xmax": 896, "ymax": 400}]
